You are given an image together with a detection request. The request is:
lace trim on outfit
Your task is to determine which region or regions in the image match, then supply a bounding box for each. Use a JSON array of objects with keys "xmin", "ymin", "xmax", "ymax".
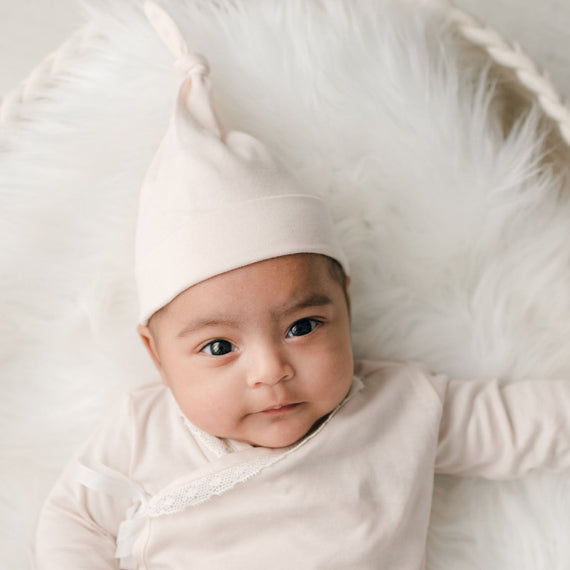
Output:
[
  {"xmin": 169, "ymin": 392, "xmax": 234, "ymax": 458},
  {"xmin": 147, "ymin": 390, "xmax": 348, "ymax": 516},
  {"xmin": 152, "ymin": 375, "xmax": 363, "ymax": 516},
  {"xmin": 76, "ymin": 375, "xmax": 364, "ymax": 569}
]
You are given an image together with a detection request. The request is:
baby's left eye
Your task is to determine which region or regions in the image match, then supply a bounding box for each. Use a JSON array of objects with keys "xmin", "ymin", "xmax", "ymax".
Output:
[{"xmin": 287, "ymin": 318, "xmax": 319, "ymax": 338}]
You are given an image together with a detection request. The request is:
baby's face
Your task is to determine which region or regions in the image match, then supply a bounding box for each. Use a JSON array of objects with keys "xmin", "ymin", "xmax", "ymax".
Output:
[{"xmin": 138, "ymin": 254, "xmax": 353, "ymax": 448}]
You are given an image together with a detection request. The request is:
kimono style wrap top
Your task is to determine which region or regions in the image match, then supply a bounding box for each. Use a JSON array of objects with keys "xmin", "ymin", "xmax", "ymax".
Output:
[{"xmin": 35, "ymin": 360, "xmax": 570, "ymax": 569}]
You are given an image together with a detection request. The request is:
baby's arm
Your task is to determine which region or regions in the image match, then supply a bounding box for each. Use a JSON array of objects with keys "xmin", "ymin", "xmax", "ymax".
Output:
[
  {"xmin": 432, "ymin": 373, "xmax": 570, "ymax": 478},
  {"xmin": 35, "ymin": 394, "xmax": 136, "ymax": 569}
]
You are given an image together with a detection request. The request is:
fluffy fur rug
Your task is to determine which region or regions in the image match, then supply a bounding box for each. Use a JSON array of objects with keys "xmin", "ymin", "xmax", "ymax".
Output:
[{"xmin": 2, "ymin": 0, "xmax": 570, "ymax": 567}]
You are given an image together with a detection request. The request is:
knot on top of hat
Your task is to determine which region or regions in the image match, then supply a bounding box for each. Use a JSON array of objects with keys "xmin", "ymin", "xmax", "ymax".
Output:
[
  {"xmin": 173, "ymin": 52, "xmax": 210, "ymax": 77},
  {"xmin": 144, "ymin": 1, "xmax": 209, "ymax": 76},
  {"xmin": 136, "ymin": 2, "xmax": 349, "ymax": 327}
]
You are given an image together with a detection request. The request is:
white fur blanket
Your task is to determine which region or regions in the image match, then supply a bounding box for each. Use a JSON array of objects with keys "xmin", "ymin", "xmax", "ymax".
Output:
[{"xmin": 2, "ymin": 0, "xmax": 570, "ymax": 567}]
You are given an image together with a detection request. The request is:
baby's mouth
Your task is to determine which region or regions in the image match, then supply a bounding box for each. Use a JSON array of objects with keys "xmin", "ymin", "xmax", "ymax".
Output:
[{"xmin": 259, "ymin": 402, "xmax": 301, "ymax": 414}]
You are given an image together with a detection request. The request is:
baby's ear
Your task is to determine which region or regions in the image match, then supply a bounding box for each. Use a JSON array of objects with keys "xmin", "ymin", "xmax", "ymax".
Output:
[{"xmin": 137, "ymin": 324, "xmax": 162, "ymax": 371}]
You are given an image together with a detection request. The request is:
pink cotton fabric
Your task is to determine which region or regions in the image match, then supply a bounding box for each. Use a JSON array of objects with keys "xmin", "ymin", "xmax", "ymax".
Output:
[
  {"xmin": 35, "ymin": 360, "xmax": 570, "ymax": 569},
  {"xmin": 135, "ymin": 3, "xmax": 348, "ymax": 325}
]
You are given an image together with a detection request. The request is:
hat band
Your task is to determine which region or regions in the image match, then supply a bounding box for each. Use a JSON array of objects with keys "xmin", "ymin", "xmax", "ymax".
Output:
[{"xmin": 136, "ymin": 194, "xmax": 348, "ymax": 324}]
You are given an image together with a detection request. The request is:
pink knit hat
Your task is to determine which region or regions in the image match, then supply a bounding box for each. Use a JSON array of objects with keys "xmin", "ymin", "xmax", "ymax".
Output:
[{"xmin": 136, "ymin": 2, "xmax": 349, "ymax": 325}]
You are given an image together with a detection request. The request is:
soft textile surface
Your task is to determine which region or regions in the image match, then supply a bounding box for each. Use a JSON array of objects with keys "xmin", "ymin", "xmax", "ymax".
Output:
[{"xmin": 2, "ymin": 0, "xmax": 570, "ymax": 567}]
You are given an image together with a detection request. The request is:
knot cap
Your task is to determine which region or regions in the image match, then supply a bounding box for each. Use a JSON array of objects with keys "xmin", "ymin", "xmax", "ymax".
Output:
[{"xmin": 174, "ymin": 52, "xmax": 210, "ymax": 76}]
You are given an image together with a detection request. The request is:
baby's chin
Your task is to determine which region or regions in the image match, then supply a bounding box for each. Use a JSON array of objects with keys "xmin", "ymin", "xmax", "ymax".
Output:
[
  {"xmin": 246, "ymin": 433, "xmax": 307, "ymax": 449},
  {"xmin": 238, "ymin": 415, "xmax": 331, "ymax": 449}
]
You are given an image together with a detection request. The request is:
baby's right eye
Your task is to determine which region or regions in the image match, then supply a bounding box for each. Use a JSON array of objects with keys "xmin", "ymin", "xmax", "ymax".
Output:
[{"xmin": 202, "ymin": 340, "xmax": 235, "ymax": 356}]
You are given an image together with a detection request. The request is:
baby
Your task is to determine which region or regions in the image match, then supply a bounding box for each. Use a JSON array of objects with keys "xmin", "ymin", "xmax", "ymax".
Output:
[{"xmin": 35, "ymin": 3, "xmax": 570, "ymax": 569}]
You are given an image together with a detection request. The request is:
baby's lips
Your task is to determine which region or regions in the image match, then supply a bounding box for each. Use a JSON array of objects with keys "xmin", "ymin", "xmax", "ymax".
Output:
[{"xmin": 258, "ymin": 402, "xmax": 301, "ymax": 414}]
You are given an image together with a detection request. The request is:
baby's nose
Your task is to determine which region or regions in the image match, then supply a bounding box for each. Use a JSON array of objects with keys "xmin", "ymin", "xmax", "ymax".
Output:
[{"xmin": 246, "ymin": 345, "xmax": 293, "ymax": 387}]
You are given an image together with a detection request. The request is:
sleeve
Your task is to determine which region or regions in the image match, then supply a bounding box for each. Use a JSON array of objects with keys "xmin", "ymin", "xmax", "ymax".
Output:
[
  {"xmin": 433, "ymin": 374, "xmax": 570, "ymax": 479},
  {"xmin": 35, "ymin": 393, "xmax": 136, "ymax": 569}
]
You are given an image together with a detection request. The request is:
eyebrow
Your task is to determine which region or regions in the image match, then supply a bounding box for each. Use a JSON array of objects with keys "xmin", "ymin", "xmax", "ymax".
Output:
[
  {"xmin": 175, "ymin": 293, "xmax": 333, "ymax": 339},
  {"xmin": 175, "ymin": 317, "xmax": 240, "ymax": 339},
  {"xmin": 276, "ymin": 293, "xmax": 333, "ymax": 316}
]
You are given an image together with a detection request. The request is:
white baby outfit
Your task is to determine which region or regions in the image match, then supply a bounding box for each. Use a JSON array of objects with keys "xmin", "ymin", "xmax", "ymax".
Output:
[{"xmin": 35, "ymin": 359, "xmax": 570, "ymax": 569}]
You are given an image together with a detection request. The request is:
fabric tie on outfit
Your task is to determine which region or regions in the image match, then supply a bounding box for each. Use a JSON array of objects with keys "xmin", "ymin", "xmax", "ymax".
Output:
[{"xmin": 76, "ymin": 461, "xmax": 149, "ymax": 570}]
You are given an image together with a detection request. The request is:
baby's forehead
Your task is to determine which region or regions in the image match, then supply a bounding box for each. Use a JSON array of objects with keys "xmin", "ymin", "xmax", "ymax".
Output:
[
  {"xmin": 189, "ymin": 253, "xmax": 335, "ymax": 301},
  {"xmin": 185, "ymin": 253, "xmax": 335, "ymax": 296},
  {"xmin": 149, "ymin": 254, "xmax": 339, "ymax": 329}
]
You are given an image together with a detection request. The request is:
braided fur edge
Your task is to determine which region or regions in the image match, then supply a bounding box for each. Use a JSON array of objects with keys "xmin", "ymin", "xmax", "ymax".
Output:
[{"xmin": 437, "ymin": 0, "xmax": 570, "ymax": 146}]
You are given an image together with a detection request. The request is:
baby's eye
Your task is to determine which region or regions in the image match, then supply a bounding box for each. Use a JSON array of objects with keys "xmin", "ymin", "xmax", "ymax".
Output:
[
  {"xmin": 287, "ymin": 318, "xmax": 320, "ymax": 338},
  {"xmin": 202, "ymin": 340, "xmax": 235, "ymax": 356}
]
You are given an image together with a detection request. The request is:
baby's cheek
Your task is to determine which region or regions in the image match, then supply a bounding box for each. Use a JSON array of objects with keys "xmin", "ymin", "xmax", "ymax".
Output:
[
  {"xmin": 188, "ymin": 382, "xmax": 225, "ymax": 414},
  {"xmin": 193, "ymin": 381, "xmax": 244, "ymax": 429},
  {"xmin": 329, "ymin": 346, "xmax": 354, "ymax": 396}
]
